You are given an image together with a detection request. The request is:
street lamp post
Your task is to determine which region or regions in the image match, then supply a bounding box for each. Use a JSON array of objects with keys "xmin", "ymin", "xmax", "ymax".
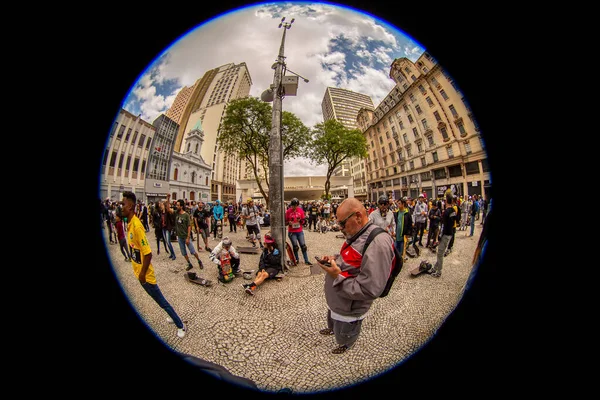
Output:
[{"xmin": 269, "ymin": 17, "xmax": 294, "ymax": 272}]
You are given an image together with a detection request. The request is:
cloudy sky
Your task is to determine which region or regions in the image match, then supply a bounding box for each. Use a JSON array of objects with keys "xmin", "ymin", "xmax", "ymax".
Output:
[{"xmin": 122, "ymin": 1, "xmax": 424, "ymax": 176}]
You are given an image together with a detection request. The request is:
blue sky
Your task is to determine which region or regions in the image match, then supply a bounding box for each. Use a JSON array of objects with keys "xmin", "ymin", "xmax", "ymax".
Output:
[{"xmin": 123, "ymin": 1, "xmax": 424, "ymax": 175}]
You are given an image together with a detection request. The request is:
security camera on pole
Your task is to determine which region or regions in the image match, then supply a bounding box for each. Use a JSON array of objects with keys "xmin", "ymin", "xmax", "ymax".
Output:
[{"xmin": 261, "ymin": 17, "xmax": 308, "ymax": 273}]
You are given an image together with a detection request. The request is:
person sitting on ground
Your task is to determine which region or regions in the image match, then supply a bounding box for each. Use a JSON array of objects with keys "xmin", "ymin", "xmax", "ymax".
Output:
[
  {"xmin": 242, "ymin": 233, "xmax": 282, "ymax": 296},
  {"xmin": 209, "ymin": 237, "xmax": 241, "ymax": 283}
]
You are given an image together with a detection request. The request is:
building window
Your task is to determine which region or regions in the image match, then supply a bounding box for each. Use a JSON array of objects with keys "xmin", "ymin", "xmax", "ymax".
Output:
[
  {"xmin": 390, "ymin": 153, "xmax": 395, "ymax": 163},
  {"xmin": 399, "ymin": 120, "xmax": 405, "ymax": 130},
  {"xmin": 403, "ymin": 83, "xmax": 408, "ymax": 90},
  {"xmin": 174, "ymin": 168, "xmax": 179, "ymax": 181},
  {"xmin": 141, "ymin": 160, "xmax": 146, "ymax": 174},
  {"xmin": 440, "ymin": 89, "xmax": 449, "ymax": 100},
  {"xmin": 423, "ymin": 66, "xmax": 429, "ymax": 73},
  {"xmin": 440, "ymin": 126, "xmax": 449, "ymax": 141},
  {"xmin": 133, "ymin": 158, "xmax": 140, "ymax": 171},
  {"xmin": 401, "ymin": 164, "xmax": 405, "ymax": 172},
  {"xmin": 420, "ymin": 156, "xmax": 426, "ymax": 167},
  {"xmin": 388, "ymin": 143, "xmax": 393, "ymax": 151},
  {"xmin": 379, "ymin": 136, "xmax": 383, "ymax": 144},
  {"xmin": 415, "ymin": 105, "xmax": 422, "ymax": 114},
  {"xmin": 125, "ymin": 128, "xmax": 132, "ymax": 142},
  {"xmin": 411, "ymin": 75, "xmax": 417, "ymax": 82},
  {"xmin": 431, "ymin": 77, "xmax": 440, "ymax": 87},
  {"xmin": 421, "ymin": 119, "xmax": 429, "ymax": 130},
  {"xmin": 195, "ymin": 143, "xmax": 199, "ymax": 154},
  {"xmin": 126, "ymin": 156, "xmax": 131, "ymax": 170},
  {"xmin": 403, "ymin": 133, "xmax": 408, "ymax": 144},
  {"xmin": 407, "ymin": 114, "xmax": 414, "ymax": 123},
  {"xmin": 407, "ymin": 147, "xmax": 412, "ymax": 157},
  {"xmin": 138, "ymin": 134, "xmax": 146, "ymax": 147},
  {"xmin": 391, "ymin": 126, "xmax": 397, "ymax": 136},
  {"xmin": 412, "ymin": 128, "xmax": 419, "ymax": 139},
  {"xmin": 187, "ymin": 143, "xmax": 191, "ymax": 152},
  {"xmin": 110, "ymin": 122, "xmax": 118, "ymax": 137},
  {"xmin": 457, "ymin": 122, "xmax": 467, "ymax": 136},
  {"xmin": 117, "ymin": 125, "xmax": 125, "ymax": 139},
  {"xmin": 427, "ymin": 135, "xmax": 434, "ymax": 147},
  {"xmin": 449, "ymin": 104, "xmax": 458, "ymax": 117},
  {"xmin": 465, "ymin": 142, "xmax": 472, "ymax": 154},
  {"xmin": 409, "ymin": 93, "xmax": 416, "ymax": 102},
  {"xmin": 418, "ymin": 84, "xmax": 426, "ymax": 94},
  {"xmin": 432, "ymin": 151, "xmax": 438, "ymax": 162},
  {"xmin": 409, "ymin": 160, "xmax": 415, "ymax": 169},
  {"xmin": 109, "ymin": 151, "xmax": 117, "ymax": 167},
  {"xmin": 145, "ymin": 138, "xmax": 151, "ymax": 150},
  {"xmin": 385, "ymin": 131, "xmax": 390, "ymax": 140},
  {"xmin": 447, "ymin": 146, "xmax": 454, "ymax": 158},
  {"xmin": 403, "ymin": 104, "xmax": 409, "ymax": 112},
  {"xmin": 394, "ymin": 138, "xmax": 400, "ymax": 147},
  {"xmin": 383, "ymin": 156, "xmax": 388, "ymax": 167},
  {"xmin": 206, "ymin": 176, "xmax": 209, "ymax": 185},
  {"xmin": 426, "ymin": 97, "xmax": 434, "ymax": 107},
  {"xmin": 417, "ymin": 141, "xmax": 423, "ymax": 153},
  {"xmin": 434, "ymin": 111, "xmax": 442, "ymax": 121},
  {"xmin": 118, "ymin": 154, "xmax": 124, "ymax": 169},
  {"xmin": 383, "ymin": 120, "xmax": 388, "ymax": 128}
]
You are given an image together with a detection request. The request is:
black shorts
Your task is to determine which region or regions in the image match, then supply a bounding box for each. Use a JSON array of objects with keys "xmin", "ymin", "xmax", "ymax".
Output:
[
  {"xmin": 247, "ymin": 224, "xmax": 260, "ymax": 236},
  {"xmin": 262, "ymin": 267, "xmax": 280, "ymax": 279}
]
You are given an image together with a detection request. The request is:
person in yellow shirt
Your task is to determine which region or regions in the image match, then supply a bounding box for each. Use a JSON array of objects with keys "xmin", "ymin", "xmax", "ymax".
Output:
[{"xmin": 121, "ymin": 191, "xmax": 187, "ymax": 338}]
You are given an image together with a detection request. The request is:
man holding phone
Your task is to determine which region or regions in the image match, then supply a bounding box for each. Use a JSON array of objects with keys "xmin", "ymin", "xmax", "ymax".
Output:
[{"xmin": 315, "ymin": 198, "xmax": 395, "ymax": 354}]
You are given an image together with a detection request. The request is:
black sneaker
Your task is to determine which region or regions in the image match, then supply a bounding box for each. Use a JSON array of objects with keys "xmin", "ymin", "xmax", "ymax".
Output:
[
  {"xmin": 252, "ymin": 242, "xmax": 256, "ymax": 248},
  {"xmin": 198, "ymin": 261, "xmax": 204, "ymax": 270},
  {"xmin": 305, "ymin": 260, "xmax": 313, "ymax": 265},
  {"xmin": 205, "ymin": 246, "xmax": 212, "ymax": 252},
  {"xmin": 186, "ymin": 264, "xmax": 194, "ymax": 271}
]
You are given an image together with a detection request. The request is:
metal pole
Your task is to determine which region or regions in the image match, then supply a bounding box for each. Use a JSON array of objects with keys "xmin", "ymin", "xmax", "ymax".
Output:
[{"xmin": 268, "ymin": 22, "xmax": 289, "ymax": 272}]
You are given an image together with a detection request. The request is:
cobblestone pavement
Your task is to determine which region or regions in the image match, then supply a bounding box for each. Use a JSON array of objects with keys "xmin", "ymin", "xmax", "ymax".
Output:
[{"xmin": 104, "ymin": 220, "xmax": 482, "ymax": 394}]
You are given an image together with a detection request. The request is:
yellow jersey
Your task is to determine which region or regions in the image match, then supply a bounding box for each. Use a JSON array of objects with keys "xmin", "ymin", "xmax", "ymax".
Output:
[{"xmin": 127, "ymin": 214, "xmax": 157, "ymax": 285}]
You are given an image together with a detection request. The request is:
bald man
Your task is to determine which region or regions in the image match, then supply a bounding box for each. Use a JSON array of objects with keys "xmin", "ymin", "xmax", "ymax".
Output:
[{"xmin": 315, "ymin": 198, "xmax": 395, "ymax": 354}]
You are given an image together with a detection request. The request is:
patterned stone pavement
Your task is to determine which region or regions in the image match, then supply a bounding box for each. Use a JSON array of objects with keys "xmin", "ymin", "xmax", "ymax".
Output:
[{"xmin": 103, "ymin": 220, "xmax": 482, "ymax": 394}]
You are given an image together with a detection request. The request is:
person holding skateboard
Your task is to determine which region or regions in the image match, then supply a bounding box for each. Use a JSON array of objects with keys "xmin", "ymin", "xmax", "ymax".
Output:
[
  {"xmin": 120, "ymin": 191, "xmax": 187, "ymax": 338},
  {"xmin": 209, "ymin": 237, "xmax": 241, "ymax": 283},
  {"xmin": 242, "ymin": 233, "xmax": 282, "ymax": 295}
]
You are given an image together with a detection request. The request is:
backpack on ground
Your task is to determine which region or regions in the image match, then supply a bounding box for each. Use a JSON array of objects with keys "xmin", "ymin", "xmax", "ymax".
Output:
[{"xmin": 362, "ymin": 227, "xmax": 403, "ymax": 298}]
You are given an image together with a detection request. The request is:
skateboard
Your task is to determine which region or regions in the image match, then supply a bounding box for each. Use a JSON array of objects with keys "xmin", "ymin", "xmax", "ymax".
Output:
[
  {"xmin": 285, "ymin": 241, "xmax": 297, "ymax": 267},
  {"xmin": 219, "ymin": 250, "xmax": 234, "ymax": 283},
  {"xmin": 216, "ymin": 220, "xmax": 223, "ymax": 239},
  {"xmin": 410, "ymin": 260, "xmax": 432, "ymax": 276},
  {"xmin": 185, "ymin": 272, "xmax": 212, "ymax": 286},
  {"xmin": 237, "ymin": 246, "xmax": 261, "ymax": 254}
]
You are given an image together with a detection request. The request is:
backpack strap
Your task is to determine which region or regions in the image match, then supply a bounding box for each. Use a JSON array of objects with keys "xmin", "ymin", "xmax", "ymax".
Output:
[{"xmin": 361, "ymin": 226, "xmax": 387, "ymax": 256}]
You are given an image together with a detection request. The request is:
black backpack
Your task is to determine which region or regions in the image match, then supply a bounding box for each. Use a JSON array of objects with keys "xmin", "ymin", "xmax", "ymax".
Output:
[{"xmin": 362, "ymin": 227, "xmax": 403, "ymax": 298}]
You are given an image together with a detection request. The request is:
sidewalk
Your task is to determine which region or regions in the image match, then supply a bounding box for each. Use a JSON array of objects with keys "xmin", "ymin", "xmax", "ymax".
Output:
[{"xmin": 105, "ymin": 222, "xmax": 482, "ymax": 394}]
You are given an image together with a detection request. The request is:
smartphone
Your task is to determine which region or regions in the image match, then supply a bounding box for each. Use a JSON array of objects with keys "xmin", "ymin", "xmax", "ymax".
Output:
[{"xmin": 315, "ymin": 256, "xmax": 331, "ymax": 266}]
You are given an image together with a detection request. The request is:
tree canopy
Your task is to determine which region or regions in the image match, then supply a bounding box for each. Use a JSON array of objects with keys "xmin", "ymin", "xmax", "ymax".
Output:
[{"xmin": 308, "ymin": 119, "xmax": 368, "ymax": 199}]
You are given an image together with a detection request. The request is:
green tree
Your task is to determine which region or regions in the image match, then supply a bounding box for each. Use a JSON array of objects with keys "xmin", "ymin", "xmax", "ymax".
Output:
[
  {"xmin": 309, "ymin": 119, "xmax": 368, "ymax": 199},
  {"xmin": 217, "ymin": 97, "xmax": 311, "ymax": 206}
]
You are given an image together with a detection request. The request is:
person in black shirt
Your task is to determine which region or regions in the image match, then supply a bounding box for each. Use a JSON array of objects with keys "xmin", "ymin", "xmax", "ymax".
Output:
[
  {"xmin": 193, "ymin": 201, "xmax": 212, "ymax": 252},
  {"xmin": 427, "ymin": 193, "xmax": 457, "ymax": 277}
]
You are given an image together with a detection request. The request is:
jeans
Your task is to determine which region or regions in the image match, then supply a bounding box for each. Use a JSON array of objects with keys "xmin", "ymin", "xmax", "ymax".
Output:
[
  {"xmin": 141, "ymin": 282, "xmax": 183, "ymax": 329},
  {"xmin": 327, "ymin": 309, "xmax": 363, "ymax": 347},
  {"xmin": 470, "ymin": 215, "xmax": 476, "ymax": 236},
  {"xmin": 288, "ymin": 231, "xmax": 309, "ymax": 263},
  {"xmin": 119, "ymin": 238, "xmax": 131, "ymax": 259},
  {"xmin": 162, "ymin": 228, "xmax": 176, "ymax": 257},
  {"xmin": 177, "ymin": 236, "xmax": 197, "ymax": 257},
  {"xmin": 434, "ymin": 234, "xmax": 452, "ymax": 274}
]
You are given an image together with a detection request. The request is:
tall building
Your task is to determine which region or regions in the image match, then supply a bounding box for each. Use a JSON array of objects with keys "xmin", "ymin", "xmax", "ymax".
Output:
[
  {"xmin": 144, "ymin": 114, "xmax": 179, "ymax": 204},
  {"xmin": 99, "ymin": 109, "xmax": 156, "ymax": 201},
  {"xmin": 321, "ymin": 87, "xmax": 374, "ymax": 199},
  {"xmin": 358, "ymin": 52, "xmax": 489, "ymax": 202},
  {"xmin": 165, "ymin": 84, "xmax": 196, "ymax": 125},
  {"xmin": 175, "ymin": 62, "xmax": 253, "ymax": 203}
]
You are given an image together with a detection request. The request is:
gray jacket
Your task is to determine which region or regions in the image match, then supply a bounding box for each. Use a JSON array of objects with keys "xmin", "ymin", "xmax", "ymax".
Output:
[{"xmin": 324, "ymin": 222, "xmax": 395, "ymax": 318}]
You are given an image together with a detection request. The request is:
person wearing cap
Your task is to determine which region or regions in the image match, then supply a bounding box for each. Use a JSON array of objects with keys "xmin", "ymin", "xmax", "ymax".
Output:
[
  {"xmin": 285, "ymin": 198, "xmax": 312, "ymax": 265},
  {"xmin": 242, "ymin": 198, "xmax": 264, "ymax": 248},
  {"xmin": 242, "ymin": 233, "xmax": 282, "ymax": 295},
  {"xmin": 425, "ymin": 192, "xmax": 458, "ymax": 277},
  {"xmin": 209, "ymin": 236, "xmax": 241, "ymax": 283},
  {"xmin": 212, "ymin": 200, "xmax": 224, "ymax": 240},
  {"xmin": 395, "ymin": 196, "xmax": 413, "ymax": 261},
  {"xmin": 368, "ymin": 195, "xmax": 396, "ymax": 237},
  {"xmin": 411, "ymin": 194, "xmax": 428, "ymax": 247}
]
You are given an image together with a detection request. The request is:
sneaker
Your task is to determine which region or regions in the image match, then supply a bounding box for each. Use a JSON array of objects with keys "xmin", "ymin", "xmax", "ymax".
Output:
[
  {"xmin": 124, "ymin": 257, "xmax": 130, "ymax": 262},
  {"xmin": 166, "ymin": 317, "xmax": 174, "ymax": 324},
  {"xmin": 430, "ymin": 270, "xmax": 441, "ymax": 278},
  {"xmin": 186, "ymin": 264, "xmax": 194, "ymax": 271},
  {"xmin": 332, "ymin": 344, "xmax": 350, "ymax": 354},
  {"xmin": 198, "ymin": 261, "xmax": 204, "ymax": 270},
  {"xmin": 444, "ymin": 249, "xmax": 451, "ymax": 257},
  {"xmin": 252, "ymin": 242, "xmax": 256, "ymax": 248},
  {"xmin": 205, "ymin": 246, "xmax": 212, "ymax": 252},
  {"xmin": 177, "ymin": 324, "xmax": 187, "ymax": 338},
  {"xmin": 233, "ymin": 269, "xmax": 242, "ymax": 276},
  {"xmin": 305, "ymin": 260, "xmax": 313, "ymax": 265}
]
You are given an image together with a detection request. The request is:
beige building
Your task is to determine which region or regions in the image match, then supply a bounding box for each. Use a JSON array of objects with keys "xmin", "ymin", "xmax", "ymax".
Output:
[
  {"xmin": 357, "ymin": 52, "xmax": 490, "ymax": 202},
  {"xmin": 321, "ymin": 87, "xmax": 374, "ymax": 200},
  {"xmin": 165, "ymin": 84, "xmax": 196, "ymax": 125},
  {"xmin": 172, "ymin": 62, "xmax": 253, "ymax": 204},
  {"xmin": 100, "ymin": 109, "xmax": 156, "ymax": 201}
]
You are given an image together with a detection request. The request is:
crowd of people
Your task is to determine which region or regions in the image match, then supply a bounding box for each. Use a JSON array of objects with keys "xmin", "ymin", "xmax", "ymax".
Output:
[{"xmin": 100, "ymin": 191, "xmax": 489, "ymax": 353}]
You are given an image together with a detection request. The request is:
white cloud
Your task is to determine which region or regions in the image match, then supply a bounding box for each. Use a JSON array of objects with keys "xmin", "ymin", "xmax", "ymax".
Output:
[{"xmin": 123, "ymin": 2, "xmax": 424, "ymax": 174}]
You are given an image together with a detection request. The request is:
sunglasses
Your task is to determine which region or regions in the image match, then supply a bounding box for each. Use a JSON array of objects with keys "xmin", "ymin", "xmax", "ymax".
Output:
[{"xmin": 338, "ymin": 211, "xmax": 357, "ymax": 229}]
